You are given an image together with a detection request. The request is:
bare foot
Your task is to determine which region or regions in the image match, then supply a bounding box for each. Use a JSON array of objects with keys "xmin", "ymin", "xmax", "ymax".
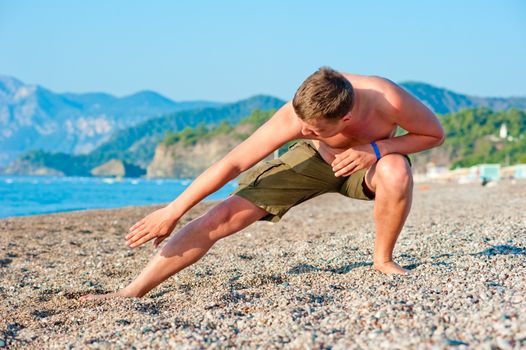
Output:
[
  {"xmin": 373, "ymin": 261, "xmax": 410, "ymax": 275},
  {"xmin": 79, "ymin": 290, "xmax": 136, "ymax": 301}
]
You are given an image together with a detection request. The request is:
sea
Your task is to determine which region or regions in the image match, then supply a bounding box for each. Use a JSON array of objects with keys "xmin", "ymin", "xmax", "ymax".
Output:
[{"xmin": 0, "ymin": 175, "xmax": 238, "ymax": 219}]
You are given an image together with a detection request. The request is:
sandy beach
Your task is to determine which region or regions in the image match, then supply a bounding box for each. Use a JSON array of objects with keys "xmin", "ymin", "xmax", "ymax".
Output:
[{"xmin": 1, "ymin": 181, "xmax": 525, "ymax": 349}]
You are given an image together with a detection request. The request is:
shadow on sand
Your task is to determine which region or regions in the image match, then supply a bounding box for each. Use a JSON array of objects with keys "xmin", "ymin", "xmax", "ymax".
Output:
[
  {"xmin": 287, "ymin": 261, "xmax": 375, "ymax": 275},
  {"xmin": 285, "ymin": 244, "xmax": 526, "ymax": 276},
  {"xmin": 473, "ymin": 244, "xmax": 526, "ymax": 257}
]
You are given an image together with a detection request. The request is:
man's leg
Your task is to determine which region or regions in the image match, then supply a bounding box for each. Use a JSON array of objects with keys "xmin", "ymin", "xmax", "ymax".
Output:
[
  {"xmin": 80, "ymin": 195, "xmax": 268, "ymax": 300},
  {"xmin": 365, "ymin": 154, "xmax": 413, "ymax": 275}
]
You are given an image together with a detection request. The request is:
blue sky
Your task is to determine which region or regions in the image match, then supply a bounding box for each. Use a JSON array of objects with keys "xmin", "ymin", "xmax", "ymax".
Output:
[{"xmin": 0, "ymin": 1, "xmax": 525, "ymax": 102}]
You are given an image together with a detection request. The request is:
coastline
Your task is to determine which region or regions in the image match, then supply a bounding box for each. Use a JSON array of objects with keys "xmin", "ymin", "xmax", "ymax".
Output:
[
  {"xmin": 1, "ymin": 181, "xmax": 525, "ymax": 348},
  {"xmin": 0, "ymin": 175, "xmax": 236, "ymax": 219}
]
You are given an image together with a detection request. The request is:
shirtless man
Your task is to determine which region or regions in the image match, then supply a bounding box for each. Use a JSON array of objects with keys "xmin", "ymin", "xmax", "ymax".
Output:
[{"xmin": 80, "ymin": 67, "xmax": 445, "ymax": 300}]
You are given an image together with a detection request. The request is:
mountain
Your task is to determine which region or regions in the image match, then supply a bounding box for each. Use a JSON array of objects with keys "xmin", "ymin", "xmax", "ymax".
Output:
[
  {"xmin": 0, "ymin": 75, "xmax": 221, "ymax": 166},
  {"xmin": 76, "ymin": 83, "xmax": 526, "ymax": 170},
  {"xmin": 3, "ymin": 96, "xmax": 284, "ymax": 176},
  {"xmin": 86, "ymin": 94, "xmax": 285, "ymax": 168},
  {"xmin": 399, "ymin": 82, "xmax": 526, "ymax": 115},
  {"xmin": 3, "ymin": 75, "xmax": 526, "ymax": 177}
]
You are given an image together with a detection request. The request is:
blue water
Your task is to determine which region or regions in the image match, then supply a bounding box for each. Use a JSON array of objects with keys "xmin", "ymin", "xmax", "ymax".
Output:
[{"xmin": 0, "ymin": 175, "xmax": 238, "ymax": 219}]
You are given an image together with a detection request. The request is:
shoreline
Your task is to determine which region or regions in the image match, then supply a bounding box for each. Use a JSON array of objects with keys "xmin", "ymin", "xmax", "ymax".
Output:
[
  {"xmin": 0, "ymin": 198, "xmax": 221, "ymax": 221},
  {"xmin": 0, "ymin": 175, "xmax": 236, "ymax": 220}
]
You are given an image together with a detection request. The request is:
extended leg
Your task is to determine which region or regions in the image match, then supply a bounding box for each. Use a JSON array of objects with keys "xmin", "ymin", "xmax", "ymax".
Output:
[
  {"xmin": 365, "ymin": 154, "xmax": 413, "ymax": 275},
  {"xmin": 80, "ymin": 195, "xmax": 268, "ymax": 300}
]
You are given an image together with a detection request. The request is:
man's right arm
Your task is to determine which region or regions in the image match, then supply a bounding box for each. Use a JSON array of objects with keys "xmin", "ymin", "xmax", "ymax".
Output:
[{"xmin": 165, "ymin": 101, "xmax": 302, "ymax": 219}]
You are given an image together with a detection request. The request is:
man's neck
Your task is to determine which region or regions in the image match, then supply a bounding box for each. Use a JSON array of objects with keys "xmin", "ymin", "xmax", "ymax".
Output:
[{"xmin": 350, "ymin": 89, "xmax": 362, "ymax": 117}]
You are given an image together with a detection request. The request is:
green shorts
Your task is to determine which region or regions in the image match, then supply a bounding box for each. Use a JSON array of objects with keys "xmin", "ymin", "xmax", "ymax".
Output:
[{"xmin": 231, "ymin": 140, "xmax": 411, "ymax": 223}]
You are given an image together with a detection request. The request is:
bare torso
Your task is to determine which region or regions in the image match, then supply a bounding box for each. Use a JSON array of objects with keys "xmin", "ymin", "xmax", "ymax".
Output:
[{"xmin": 298, "ymin": 73, "xmax": 398, "ymax": 164}]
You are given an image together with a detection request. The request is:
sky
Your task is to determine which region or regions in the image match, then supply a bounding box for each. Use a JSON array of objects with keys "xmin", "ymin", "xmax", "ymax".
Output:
[{"xmin": 0, "ymin": 0, "xmax": 525, "ymax": 102}]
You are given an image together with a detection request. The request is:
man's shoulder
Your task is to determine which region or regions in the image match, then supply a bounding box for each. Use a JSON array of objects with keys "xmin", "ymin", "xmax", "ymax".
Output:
[
  {"xmin": 342, "ymin": 72, "xmax": 401, "ymax": 96},
  {"xmin": 264, "ymin": 101, "xmax": 304, "ymax": 138},
  {"xmin": 362, "ymin": 76, "xmax": 407, "ymax": 112},
  {"xmin": 276, "ymin": 101, "xmax": 303, "ymax": 127},
  {"xmin": 365, "ymin": 75, "xmax": 401, "ymax": 94}
]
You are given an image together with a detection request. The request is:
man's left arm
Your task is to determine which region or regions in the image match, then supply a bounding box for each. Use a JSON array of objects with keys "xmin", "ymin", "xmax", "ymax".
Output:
[
  {"xmin": 332, "ymin": 77, "xmax": 446, "ymax": 177},
  {"xmin": 375, "ymin": 78, "xmax": 445, "ymax": 157}
]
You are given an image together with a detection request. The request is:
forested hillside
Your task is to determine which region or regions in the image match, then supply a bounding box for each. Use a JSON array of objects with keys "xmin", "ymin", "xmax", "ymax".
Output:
[{"xmin": 440, "ymin": 108, "xmax": 526, "ymax": 167}]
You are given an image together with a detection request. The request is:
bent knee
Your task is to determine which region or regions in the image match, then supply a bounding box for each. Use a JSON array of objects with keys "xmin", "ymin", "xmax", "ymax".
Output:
[{"xmin": 375, "ymin": 154, "xmax": 413, "ymax": 190}]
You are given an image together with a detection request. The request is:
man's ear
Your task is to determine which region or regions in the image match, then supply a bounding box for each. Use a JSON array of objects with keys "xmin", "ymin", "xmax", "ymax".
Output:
[{"xmin": 341, "ymin": 113, "xmax": 352, "ymax": 123}]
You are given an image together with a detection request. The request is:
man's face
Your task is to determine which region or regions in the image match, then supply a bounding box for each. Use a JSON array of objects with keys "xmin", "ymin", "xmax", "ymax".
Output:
[{"xmin": 300, "ymin": 114, "xmax": 350, "ymax": 138}]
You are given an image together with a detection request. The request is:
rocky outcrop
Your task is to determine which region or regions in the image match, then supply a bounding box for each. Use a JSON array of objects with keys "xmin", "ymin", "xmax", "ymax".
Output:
[
  {"xmin": 1, "ymin": 159, "xmax": 64, "ymax": 176},
  {"xmin": 147, "ymin": 121, "xmax": 276, "ymax": 178},
  {"xmin": 147, "ymin": 135, "xmax": 241, "ymax": 178},
  {"xmin": 91, "ymin": 159, "xmax": 146, "ymax": 178}
]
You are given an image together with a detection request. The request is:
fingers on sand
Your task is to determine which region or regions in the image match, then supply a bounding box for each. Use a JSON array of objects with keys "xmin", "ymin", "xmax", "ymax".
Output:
[{"xmin": 129, "ymin": 219, "xmax": 145, "ymax": 232}]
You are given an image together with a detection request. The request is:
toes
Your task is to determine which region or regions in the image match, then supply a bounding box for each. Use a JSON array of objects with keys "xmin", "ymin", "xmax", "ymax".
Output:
[{"xmin": 79, "ymin": 293, "xmax": 109, "ymax": 301}]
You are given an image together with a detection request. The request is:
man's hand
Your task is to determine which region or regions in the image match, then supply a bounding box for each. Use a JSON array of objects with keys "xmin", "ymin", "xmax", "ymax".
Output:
[
  {"xmin": 126, "ymin": 206, "xmax": 180, "ymax": 249},
  {"xmin": 331, "ymin": 143, "xmax": 377, "ymax": 177}
]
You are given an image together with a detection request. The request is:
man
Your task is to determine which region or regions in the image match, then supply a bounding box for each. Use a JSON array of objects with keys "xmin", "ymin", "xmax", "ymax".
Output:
[{"xmin": 80, "ymin": 67, "xmax": 445, "ymax": 300}]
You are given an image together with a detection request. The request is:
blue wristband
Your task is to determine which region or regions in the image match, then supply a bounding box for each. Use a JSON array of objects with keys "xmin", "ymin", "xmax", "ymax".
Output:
[{"xmin": 371, "ymin": 141, "xmax": 381, "ymax": 161}]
